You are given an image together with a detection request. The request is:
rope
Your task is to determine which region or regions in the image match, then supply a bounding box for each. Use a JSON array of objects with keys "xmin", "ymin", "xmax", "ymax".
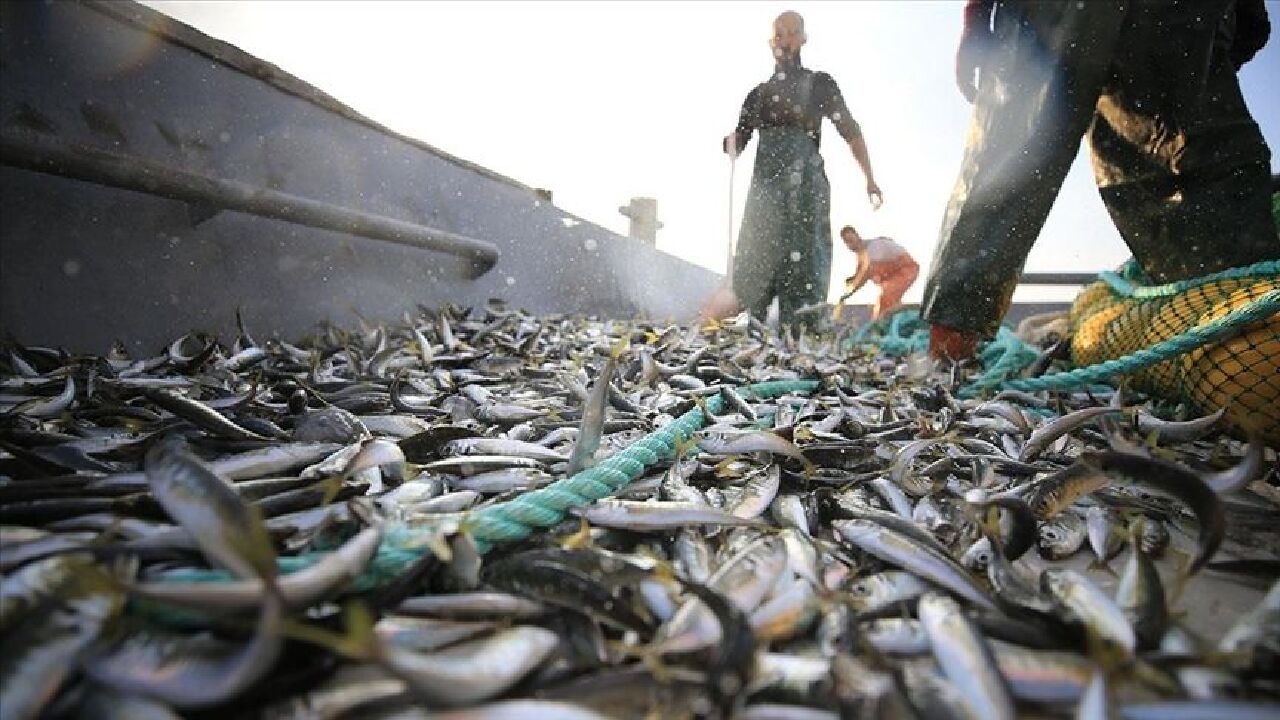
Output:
[
  {"xmin": 466, "ymin": 378, "xmax": 818, "ymax": 550},
  {"xmin": 155, "ymin": 379, "xmax": 821, "ymax": 591},
  {"xmin": 841, "ymin": 275, "xmax": 1278, "ymax": 399},
  {"xmin": 1097, "ymin": 259, "xmax": 1279, "ymax": 300},
  {"xmin": 993, "ymin": 288, "xmax": 1279, "ymax": 394}
]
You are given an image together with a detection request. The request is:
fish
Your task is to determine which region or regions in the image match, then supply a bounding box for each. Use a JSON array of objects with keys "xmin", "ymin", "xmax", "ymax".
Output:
[
  {"xmin": 1079, "ymin": 451, "xmax": 1224, "ymax": 574},
  {"xmin": 835, "ymin": 519, "xmax": 998, "ymax": 612},
  {"xmin": 572, "ymin": 499, "xmax": 766, "ymax": 532},
  {"xmin": 1020, "ymin": 406, "xmax": 1123, "ymax": 462},
  {"xmin": 144, "ymin": 436, "xmax": 278, "ymax": 581},
  {"xmin": 1038, "ymin": 510, "xmax": 1089, "ymax": 560},
  {"xmin": 918, "ymin": 592, "xmax": 1016, "ymax": 720},
  {"xmin": 128, "ymin": 525, "xmax": 382, "ymax": 612},
  {"xmin": 1042, "ymin": 569, "xmax": 1136, "ymax": 656},
  {"xmin": 0, "ymin": 301, "xmax": 1275, "ymax": 718},
  {"xmin": 84, "ymin": 590, "xmax": 284, "ymax": 709},
  {"xmin": 1117, "ymin": 519, "xmax": 1169, "ymax": 651},
  {"xmin": 566, "ymin": 338, "xmax": 625, "ymax": 475}
]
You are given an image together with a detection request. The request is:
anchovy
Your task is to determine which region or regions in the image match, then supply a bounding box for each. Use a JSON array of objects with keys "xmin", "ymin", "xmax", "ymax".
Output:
[
  {"xmin": 1, "ymin": 376, "xmax": 75, "ymax": 418},
  {"xmin": 567, "ymin": 346, "xmax": 622, "ymax": 475},
  {"xmin": 918, "ymin": 592, "xmax": 1016, "ymax": 720},
  {"xmin": 423, "ymin": 455, "xmax": 545, "ymax": 476},
  {"xmin": 129, "ymin": 525, "xmax": 381, "ymax": 612},
  {"xmin": 395, "ymin": 592, "xmax": 548, "ymax": 620},
  {"xmin": 1134, "ymin": 407, "xmax": 1225, "ymax": 443},
  {"xmin": 698, "ymin": 430, "xmax": 814, "ymax": 471},
  {"xmin": 144, "ymin": 436, "xmax": 278, "ymax": 581},
  {"xmin": 441, "ymin": 437, "xmax": 569, "ymax": 463},
  {"xmin": 84, "ymin": 591, "xmax": 283, "ymax": 709},
  {"xmin": 1042, "ymin": 569, "xmax": 1136, "ymax": 655},
  {"xmin": 836, "ymin": 519, "xmax": 998, "ymax": 611},
  {"xmin": 1020, "ymin": 406, "xmax": 1122, "ymax": 462},
  {"xmin": 378, "ymin": 625, "xmax": 560, "ymax": 706},
  {"xmin": 573, "ymin": 499, "xmax": 766, "ymax": 531},
  {"xmin": 1080, "ymin": 452, "xmax": 1224, "ymax": 574}
]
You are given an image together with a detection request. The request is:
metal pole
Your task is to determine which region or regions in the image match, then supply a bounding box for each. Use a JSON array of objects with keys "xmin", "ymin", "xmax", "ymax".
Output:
[
  {"xmin": 0, "ymin": 130, "xmax": 500, "ymax": 278},
  {"xmin": 1018, "ymin": 272, "xmax": 1100, "ymax": 285}
]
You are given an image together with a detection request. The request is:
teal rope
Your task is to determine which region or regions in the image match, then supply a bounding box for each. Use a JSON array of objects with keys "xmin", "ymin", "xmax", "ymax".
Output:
[
  {"xmin": 957, "ymin": 328, "xmax": 1043, "ymax": 398},
  {"xmin": 467, "ymin": 378, "xmax": 818, "ymax": 549},
  {"xmin": 993, "ymin": 288, "xmax": 1279, "ymax": 394},
  {"xmin": 155, "ymin": 379, "xmax": 821, "ymax": 590},
  {"xmin": 1097, "ymin": 259, "xmax": 1278, "ymax": 300},
  {"xmin": 844, "ymin": 308, "xmax": 929, "ymax": 357},
  {"xmin": 840, "ymin": 274, "xmax": 1278, "ymax": 399}
]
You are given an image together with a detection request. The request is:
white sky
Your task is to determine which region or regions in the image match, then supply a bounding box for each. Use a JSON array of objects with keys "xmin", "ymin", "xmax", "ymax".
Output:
[{"xmin": 143, "ymin": 1, "xmax": 1280, "ymax": 304}]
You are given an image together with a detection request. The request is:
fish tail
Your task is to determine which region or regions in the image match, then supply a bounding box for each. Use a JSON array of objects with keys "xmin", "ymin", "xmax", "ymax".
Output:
[
  {"xmin": 1087, "ymin": 557, "xmax": 1118, "ymax": 577},
  {"xmin": 281, "ymin": 601, "xmax": 378, "ymax": 661}
]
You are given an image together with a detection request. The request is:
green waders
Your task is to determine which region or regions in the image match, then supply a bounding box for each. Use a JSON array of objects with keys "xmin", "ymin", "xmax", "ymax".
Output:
[
  {"xmin": 922, "ymin": 0, "xmax": 1280, "ymax": 337},
  {"xmin": 733, "ymin": 126, "xmax": 833, "ymax": 328}
]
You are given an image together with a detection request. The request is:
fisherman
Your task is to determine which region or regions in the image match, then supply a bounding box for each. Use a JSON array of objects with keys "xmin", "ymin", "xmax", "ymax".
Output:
[
  {"xmin": 923, "ymin": 0, "xmax": 1280, "ymax": 361},
  {"xmin": 701, "ymin": 10, "xmax": 883, "ymax": 331},
  {"xmin": 838, "ymin": 225, "xmax": 919, "ymax": 322}
]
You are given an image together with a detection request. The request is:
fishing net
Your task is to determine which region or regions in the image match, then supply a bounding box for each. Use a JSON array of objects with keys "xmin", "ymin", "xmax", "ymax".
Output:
[{"xmin": 1069, "ymin": 259, "xmax": 1280, "ymax": 446}]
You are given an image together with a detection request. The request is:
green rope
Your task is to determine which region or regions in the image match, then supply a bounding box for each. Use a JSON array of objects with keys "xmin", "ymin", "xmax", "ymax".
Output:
[
  {"xmin": 840, "ymin": 271, "xmax": 1278, "ymax": 400},
  {"xmin": 466, "ymin": 378, "xmax": 818, "ymax": 550},
  {"xmin": 1097, "ymin": 259, "xmax": 1278, "ymax": 300},
  {"xmin": 155, "ymin": 379, "xmax": 821, "ymax": 591},
  {"xmin": 992, "ymin": 288, "xmax": 1279, "ymax": 394}
]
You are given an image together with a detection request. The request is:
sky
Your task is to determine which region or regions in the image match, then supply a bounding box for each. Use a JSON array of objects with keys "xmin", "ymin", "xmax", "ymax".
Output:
[{"xmin": 143, "ymin": 1, "xmax": 1280, "ymax": 305}]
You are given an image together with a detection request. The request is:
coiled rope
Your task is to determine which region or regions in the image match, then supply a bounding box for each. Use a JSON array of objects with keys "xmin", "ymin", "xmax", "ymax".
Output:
[{"xmin": 848, "ymin": 260, "xmax": 1279, "ymax": 399}]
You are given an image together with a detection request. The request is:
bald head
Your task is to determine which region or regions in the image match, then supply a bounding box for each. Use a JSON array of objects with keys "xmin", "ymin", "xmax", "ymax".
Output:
[{"xmin": 770, "ymin": 11, "xmax": 806, "ymax": 60}]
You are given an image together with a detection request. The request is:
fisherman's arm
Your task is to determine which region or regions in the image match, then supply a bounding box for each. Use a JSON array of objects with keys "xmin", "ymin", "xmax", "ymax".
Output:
[
  {"xmin": 845, "ymin": 252, "xmax": 871, "ymax": 295},
  {"xmin": 724, "ymin": 87, "xmax": 759, "ymax": 159},
  {"xmin": 820, "ymin": 73, "xmax": 882, "ymax": 209},
  {"xmin": 848, "ymin": 134, "xmax": 882, "ymax": 209}
]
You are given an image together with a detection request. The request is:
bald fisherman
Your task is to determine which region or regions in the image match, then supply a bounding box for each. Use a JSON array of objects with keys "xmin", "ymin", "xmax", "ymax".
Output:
[{"xmin": 703, "ymin": 11, "xmax": 884, "ymax": 330}]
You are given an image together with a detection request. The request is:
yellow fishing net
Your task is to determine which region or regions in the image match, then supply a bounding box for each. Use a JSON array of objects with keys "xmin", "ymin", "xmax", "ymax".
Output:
[{"xmin": 1070, "ymin": 264, "xmax": 1280, "ymax": 447}]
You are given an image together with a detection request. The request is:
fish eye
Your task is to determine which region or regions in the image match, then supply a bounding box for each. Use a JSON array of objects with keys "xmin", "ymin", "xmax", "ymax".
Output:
[
  {"xmin": 1042, "ymin": 529, "xmax": 1060, "ymax": 540},
  {"xmin": 851, "ymin": 582, "xmax": 870, "ymax": 595}
]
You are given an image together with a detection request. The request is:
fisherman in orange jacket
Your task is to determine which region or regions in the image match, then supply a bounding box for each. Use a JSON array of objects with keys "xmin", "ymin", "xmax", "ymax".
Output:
[{"xmin": 839, "ymin": 225, "xmax": 919, "ymax": 322}]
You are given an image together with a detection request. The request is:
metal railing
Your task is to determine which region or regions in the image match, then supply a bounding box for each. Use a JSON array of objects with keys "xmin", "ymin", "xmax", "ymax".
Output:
[{"xmin": 0, "ymin": 130, "xmax": 500, "ymax": 279}]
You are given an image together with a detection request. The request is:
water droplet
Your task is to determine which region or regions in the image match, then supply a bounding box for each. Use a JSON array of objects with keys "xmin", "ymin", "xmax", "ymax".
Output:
[
  {"xmin": 506, "ymin": 276, "xmax": 516, "ymax": 286},
  {"xmin": 218, "ymin": 131, "xmax": 230, "ymax": 143},
  {"xmin": 62, "ymin": 259, "xmax": 81, "ymax": 277},
  {"xmin": 584, "ymin": 238, "xmax": 598, "ymax": 251},
  {"xmin": 790, "ymin": 251, "xmax": 802, "ymax": 262}
]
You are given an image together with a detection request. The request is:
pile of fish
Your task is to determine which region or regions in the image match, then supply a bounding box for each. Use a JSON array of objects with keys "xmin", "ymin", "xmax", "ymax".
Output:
[{"xmin": 2, "ymin": 301, "xmax": 1278, "ymax": 720}]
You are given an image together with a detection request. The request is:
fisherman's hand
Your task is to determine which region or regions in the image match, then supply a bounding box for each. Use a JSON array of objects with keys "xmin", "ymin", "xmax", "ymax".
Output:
[
  {"xmin": 723, "ymin": 132, "xmax": 741, "ymax": 160},
  {"xmin": 955, "ymin": 24, "xmax": 993, "ymax": 103},
  {"xmin": 866, "ymin": 181, "xmax": 883, "ymax": 210}
]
